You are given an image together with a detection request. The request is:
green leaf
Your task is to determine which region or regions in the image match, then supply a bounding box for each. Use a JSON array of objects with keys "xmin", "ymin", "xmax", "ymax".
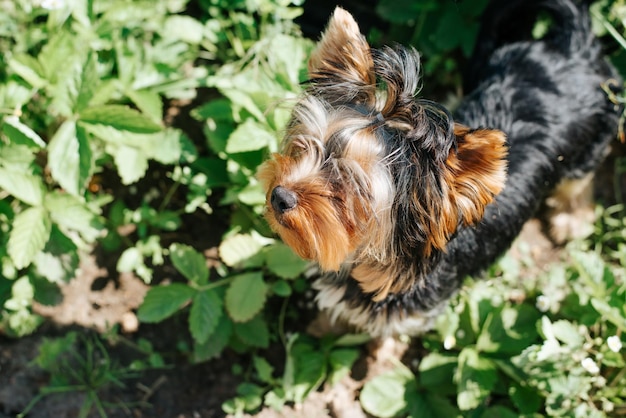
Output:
[
  {"xmin": 407, "ymin": 391, "xmax": 460, "ymax": 418},
  {"xmin": 509, "ymin": 382, "xmax": 542, "ymax": 414},
  {"xmin": 253, "ymin": 355, "xmax": 274, "ymax": 383},
  {"xmin": 550, "ymin": 319, "xmax": 584, "ymax": 347},
  {"xmin": 233, "ymin": 315, "xmax": 269, "ymax": 348},
  {"xmin": 271, "ymin": 280, "xmax": 292, "ymax": 297},
  {"xmin": 226, "ymin": 118, "xmax": 277, "ymax": 154},
  {"xmin": 8, "ymin": 207, "xmax": 52, "ymax": 269},
  {"xmin": 8, "ymin": 54, "xmax": 46, "ymax": 88},
  {"xmin": 2, "ymin": 116, "xmax": 46, "ymax": 148},
  {"xmin": 266, "ymin": 243, "xmax": 308, "ymax": 279},
  {"xmin": 360, "ymin": 363, "xmax": 415, "ymax": 418},
  {"xmin": 126, "ymin": 89, "xmax": 163, "ymax": 122},
  {"xmin": 47, "ymin": 120, "xmax": 91, "ymax": 196},
  {"xmin": 591, "ymin": 299, "xmax": 626, "ymax": 331},
  {"xmin": 193, "ymin": 315, "xmax": 233, "ymax": 362},
  {"xmin": 476, "ymin": 305, "xmax": 540, "ymax": 354},
  {"xmin": 284, "ymin": 336, "xmax": 329, "ymax": 403},
  {"xmin": 163, "ymin": 15, "xmax": 205, "ymax": 44},
  {"xmin": 455, "ymin": 347, "xmax": 498, "ymax": 410},
  {"xmin": 480, "ymin": 406, "xmax": 519, "ymax": 418},
  {"xmin": 169, "ymin": 243, "xmax": 209, "ymax": 285},
  {"xmin": 219, "ymin": 233, "xmax": 266, "ymax": 267},
  {"xmin": 137, "ymin": 284, "xmax": 195, "ymax": 323},
  {"xmin": 79, "ymin": 105, "xmax": 162, "ymax": 133},
  {"xmin": 418, "ymin": 352, "xmax": 457, "ymax": 391},
  {"xmin": 112, "ymin": 144, "xmax": 149, "ymax": 185},
  {"xmin": 0, "ymin": 167, "xmax": 45, "ymax": 206},
  {"xmin": 73, "ymin": 53, "xmax": 100, "ymax": 113},
  {"xmin": 189, "ymin": 289, "xmax": 222, "ymax": 344},
  {"xmin": 45, "ymin": 191, "xmax": 102, "ymax": 243},
  {"xmin": 225, "ymin": 272, "xmax": 267, "ymax": 322},
  {"xmin": 328, "ymin": 348, "xmax": 360, "ymax": 385}
]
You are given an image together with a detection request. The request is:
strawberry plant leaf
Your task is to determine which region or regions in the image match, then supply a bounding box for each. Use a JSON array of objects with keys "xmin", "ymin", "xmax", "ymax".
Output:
[
  {"xmin": 112, "ymin": 144, "xmax": 149, "ymax": 185},
  {"xmin": 193, "ymin": 315, "xmax": 233, "ymax": 363},
  {"xmin": 79, "ymin": 105, "xmax": 163, "ymax": 133},
  {"xmin": 219, "ymin": 233, "xmax": 266, "ymax": 267},
  {"xmin": 48, "ymin": 120, "xmax": 92, "ymax": 196},
  {"xmin": 189, "ymin": 289, "xmax": 222, "ymax": 344},
  {"xmin": 266, "ymin": 243, "xmax": 308, "ymax": 279},
  {"xmin": 360, "ymin": 363, "xmax": 415, "ymax": 418},
  {"xmin": 169, "ymin": 243, "xmax": 209, "ymax": 285},
  {"xmin": 137, "ymin": 284, "xmax": 195, "ymax": 323},
  {"xmin": 225, "ymin": 118, "xmax": 276, "ymax": 153},
  {"xmin": 225, "ymin": 272, "xmax": 267, "ymax": 322},
  {"xmin": 0, "ymin": 167, "xmax": 45, "ymax": 206},
  {"xmin": 455, "ymin": 347, "xmax": 498, "ymax": 410},
  {"xmin": 2, "ymin": 116, "xmax": 46, "ymax": 148},
  {"xmin": 8, "ymin": 206, "xmax": 52, "ymax": 269},
  {"xmin": 233, "ymin": 315, "xmax": 269, "ymax": 348}
]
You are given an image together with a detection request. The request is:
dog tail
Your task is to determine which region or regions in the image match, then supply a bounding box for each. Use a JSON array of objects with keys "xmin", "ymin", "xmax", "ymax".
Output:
[{"xmin": 465, "ymin": 0, "xmax": 597, "ymax": 88}]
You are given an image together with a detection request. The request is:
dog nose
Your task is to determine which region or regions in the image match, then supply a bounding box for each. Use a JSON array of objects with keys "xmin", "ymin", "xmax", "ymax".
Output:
[{"xmin": 271, "ymin": 186, "xmax": 298, "ymax": 214}]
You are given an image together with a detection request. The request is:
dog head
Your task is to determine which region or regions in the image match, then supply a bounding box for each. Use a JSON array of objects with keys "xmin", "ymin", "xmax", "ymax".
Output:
[{"xmin": 258, "ymin": 8, "xmax": 507, "ymax": 296}]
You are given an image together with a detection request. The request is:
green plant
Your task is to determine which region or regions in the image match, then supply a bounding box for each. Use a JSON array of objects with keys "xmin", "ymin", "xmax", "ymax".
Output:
[
  {"xmin": 223, "ymin": 333, "xmax": 363, "ymax": 416},
  {"xmin": 19, "ymin": 331, "xmax": 145, "ymax": 418},
  {"xmin": 0, "ymin": 0, "xmax": 210, "ymax": 336}
]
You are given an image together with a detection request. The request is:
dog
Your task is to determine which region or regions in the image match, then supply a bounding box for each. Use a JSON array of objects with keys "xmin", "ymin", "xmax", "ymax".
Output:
[{"xmin": 258, "ymin": 0, "xmax": 622, "ymax": 337}]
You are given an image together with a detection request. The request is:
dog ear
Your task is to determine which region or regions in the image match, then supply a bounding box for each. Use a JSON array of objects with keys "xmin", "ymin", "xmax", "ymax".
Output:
[
  {"xmin": 308, "ymin": 7, "xmax": 376, "ymax": 88},
  {"xmin": 445, "ymin": 124, "xmax": 508, "ymax": 226}
]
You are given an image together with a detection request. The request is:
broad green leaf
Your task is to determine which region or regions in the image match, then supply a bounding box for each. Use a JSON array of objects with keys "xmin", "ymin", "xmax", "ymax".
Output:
[
  {"xmin": 476, "ymin": 305, "xmax": 540, "ymax": 354},
  {"xmin": 226, "ymin": 118, "xmax": 277, "ymax": 154},
  {"xmin": 407, "ymin": 391, "xmax": 460, "ymax": 418},
  {"xmin": 73, "ymin": 53, "xmax": 100, "ymax": 113},
  {"xmin": 480, "ymin": 406, "xmax": 519, "ymax": 418},
  {"xmin": 233, "ymin": 315, "xmax": 269, "ymax": 348},
  {"xmin": 455, "ymin": 347, "xmax": 498, "ymax": 410},
  {"xmin": 137, "ymin": 284, "xmax": 195, "ymax": 323},
  {"xmin": 550, "ymin": 319, "xmax": 584, "ymax": 347},
  {"xmin": 193, "ymin": 315, "xmax": 233, "ymax": 362},
  {"xmin": 219, "ymin": 233, "xmax": 265, "ymax": 267},
  {"xmin": 163, "ymin": 15, "xmax": 205, "ymax": 44},
  {"xmin": 8, "ymin": 207, "xmax": 52, "ymax": 269},
  {"xmin": 48, "ymin": 120, "xmax": 91, "ymax": 196},
  {"xmin": 225, "ymin": 272, "xmax": 267, "ymax": 322},
  {"xmin": 38, "ymin": 30, "xmax": 81, "ymax": 84},
  {"xmin": 126, "ymin": 89, "xmax": 163, "ymax": 122},
  {"xmin": 45, "ymin": 191, "xmax": 102, "ymax": 243},
  {"xmin": 8, "ymin": 54, "xmax": 46, "ymax": 88},
  {"xmin": 79, "ymin": 105, "xmax": 162, "ymax": 133},
  {"xmin": 112, "ymin": 144, "xmax": 149, "ymax": 185},
  {"xmin": 189, "ymin": 289, "xmax": 222, "ymax": 344},
  {"xmin": 266, "ymin": 243, "xmax": 308, "ymax": 279},
  {"xmin": 591, "ymin": 299, "xmax": 626, "ymax": 331},
  {"xmin": 284, "ymin": 337, "xmax": 328, "ymax": 403},
  {"xmin": 509, "ymin": 382, "xmax": 542, "ymax": 414},
  {"xmin": 271, "ymin": 280, "xmax": 292, "ymax": 297},
  {"xmin": 0, "ymin": 167, "xmax": 45, "ymax": 206},
  {"xmin": 360, "ymin": 363, "xmax": 415, "ymax": 418},
  {"xmin": 328, "ymin": 348, "xmax": 359, "ymax": 385},
  {"xmin": 169, "ymin": 243, "xmax": 209, "ymax": 285},
  {"xmin": 253, "ymin": 355, "xmax": 274, "ymax": 383},
  {"xmin": 418, "ymin": 352, "xmax": 457, "ymax": 390},
  {"xmin": 2, "ymin": 116, "xmax": 46, "ymax": 148}
]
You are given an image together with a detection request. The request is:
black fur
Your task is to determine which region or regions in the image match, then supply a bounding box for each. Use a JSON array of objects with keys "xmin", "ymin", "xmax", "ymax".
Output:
[{"xmin": 317, "ymin": 0, "xmax": 622, "ymax": 322}]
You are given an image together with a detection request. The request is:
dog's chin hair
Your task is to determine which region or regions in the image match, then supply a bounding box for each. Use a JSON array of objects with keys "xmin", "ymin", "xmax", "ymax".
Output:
[{"xmin": 313, "ymin": 279, "xmax": 446, "ymax": 337}]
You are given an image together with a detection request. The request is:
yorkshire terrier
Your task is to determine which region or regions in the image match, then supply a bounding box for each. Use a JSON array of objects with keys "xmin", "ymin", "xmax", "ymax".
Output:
[{"xmin": 258, "ymin": 0, "xmax": 622, "ymax": 337}]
